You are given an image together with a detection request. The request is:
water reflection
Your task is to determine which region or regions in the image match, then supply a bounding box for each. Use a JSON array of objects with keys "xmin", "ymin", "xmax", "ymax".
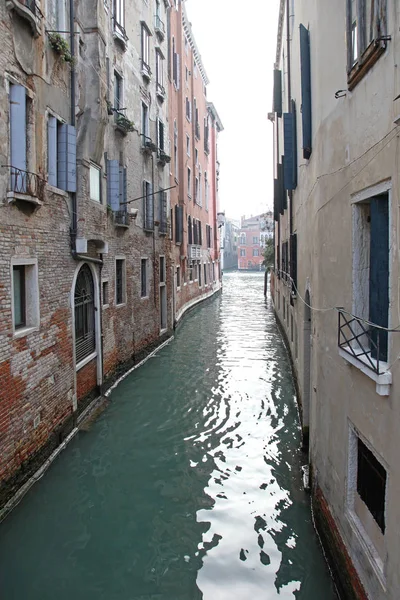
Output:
[{"xmin": 0, "ymin": 272, "xmax": 336, "ymax": 600}]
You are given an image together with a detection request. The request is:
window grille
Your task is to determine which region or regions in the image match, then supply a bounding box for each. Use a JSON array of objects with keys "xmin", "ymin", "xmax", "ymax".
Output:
[{"xmin": 75, "ymin": 264, "xmax": 95, "ymax": 363}]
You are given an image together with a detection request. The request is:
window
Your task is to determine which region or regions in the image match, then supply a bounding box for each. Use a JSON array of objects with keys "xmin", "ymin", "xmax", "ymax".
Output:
[
  {"xmin": 193, "ymin": 219, "xmax": 199, "ymax": 245},
  {"xmin": 212, "ymin": 262, "xmax": 215, "ymax": 282},
  {"xmin": 172, "ymin": 36, "xmax": 180, "ymax": 88},
  {"xmin": 194, "ymin": 99, "xmax": 200, "ymax": 139},
  {"xmin": 205, "ymin": 173, "xmax": 209, "ymax": 211},
  {"xmin": 189, "ymin": 261, "xmax": 193, "ymax": 282},
  {"xmin": 187, "ymin": 167, "xmax": 192, "ymax": 198},
  {"xmin": 193, "ymin": 262, "xmax": 198, "ymax": 281},
  {"xmin": 204, "ymin": 116, "xmax": 210, "ymax": 153},
  {"xmin": 186, "ymin": 97, "xmax": 191, "ymax": 121},
  {"xmin": 114, "ymin": 0, "xmax": 125, "ymax": 33},
  {"xmin": 47, "ymin": 0, "xmax": 68, "ymax": 33},
  {"xmin": 140, "ymin": 259, "xmax": 148, "ymax": 297},
  {"xmin": 115, "ymin": 258, "xmax": 125, "ymax": 305},
  {"xmin": 156, "ymin": 49, "xmax": 164, "ymax": 95},
  {"xmin": 74, "ymin": 264, "xmax": 95, "ymax": 363},
  {"xmin": 159, "ymin": 190, "xmax": 168, "ymax": 235},
  {"xmin": 186, "ymin": 134, "xmax": 190, "ymax": 156},
  {"xmin": 198, "ymin": 261, "xmax": 202, "ymax": 286},
  {"xmin": 157, "ymin": 119, "xmax": 165, "ymax": 153},
  {"xmin": 141, "ymin": 23, "xmax": 151, "ymax": 77},
  {"xmin": 240, "ymin": 249, "xmax": 246, "ymax": 257},
  {"xmin": 141, "ymin": 102, "xmax": 149, "ymax": 142},
  {"xmin": 102, "ymin": 281, "xmax": 109, "ymax": 306},
  {"xmin": 204, "ymin": 263, "xmax": 207, "ymax": 285},
  {"xmin": 11, "ymin": 260, "xmax": 39, "ymax": 334},
  {"xmin": 176, "ymin": 266, "xmax": 181, "ymax": 288},
  {"xmin": 47, "ymin": 114, "xmax": 77, "ymax": 193},
  {"xmin": 195, "ymin": 148, "xmax": 198, "ymax": 165},
  {"xmin": 240, "ymin": 233, "xmax": 246, "ymax": 245},
  {"xmin": 114, "ymin": 71, "xmax": 123, "ymax": 115},
  {"xmin": 346, "ymin": 0, "xmax": 388, "ymax": 89},
  {"xmin": 195, "ymin": 177, "xmax": 199, "ymax": 203},
  {"xmin": 160, "ymin": 256, "xmax": 165, "ymax": 284},
  {"xmin": 253, "ymin": 237, "xmax": 258, "ymax": 244},
  {"xmin": 175, "ymin": 205, "xmax": 183, "ymax": 243},
  {"xmin": 357, "ymin": 438, "xmax": 387, "ymax": 533},
  {"xmin": 174, "ymin": 121, "xmax": 178, "ymax": 180},
  {"xmin": 143, "ymin": 180, "xmax": 154, "ymax": 231},
  {"xmin": 90, "ymin": 164, "xmax": 101, "ymax": 202},
  {"xmin": 107, "ymin": 160, "xmax": 127, "ymax": 215},
  {"xmin": 198, "ymin": 172, "xmax": 202, "ymax": 206},
  {"xmin": 185, "ymin": 66, "xmax": 189, "ymax": 83},
  {"xmin": 188, "ymin": 216, "xmax": 193, "ymax": 244},
  {"xmin": 352, "ymin": 190, "xmax": 389, "ymax": 363}
]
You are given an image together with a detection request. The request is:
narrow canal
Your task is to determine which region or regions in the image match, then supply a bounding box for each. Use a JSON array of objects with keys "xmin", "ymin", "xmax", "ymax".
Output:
[{"xmin": 0, "ymin": 272, "xmax": 337, "ymax": 600}]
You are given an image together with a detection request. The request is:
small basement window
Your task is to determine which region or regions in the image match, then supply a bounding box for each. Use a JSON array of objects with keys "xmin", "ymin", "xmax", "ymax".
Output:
[{"xmin": 357, "ymin": 438, "xmax": 387, "ymax": 533}]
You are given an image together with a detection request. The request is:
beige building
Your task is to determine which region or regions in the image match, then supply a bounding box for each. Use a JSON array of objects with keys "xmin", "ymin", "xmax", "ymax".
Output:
[{"xmin": 271, "ymin": 0, "xmax": 400, "ymax": 597}]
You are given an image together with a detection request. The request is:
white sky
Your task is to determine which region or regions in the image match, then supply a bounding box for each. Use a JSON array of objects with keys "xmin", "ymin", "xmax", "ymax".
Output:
[{"xmin": 185, "ymin": 0, "xmax": 280, "ymax": 221}]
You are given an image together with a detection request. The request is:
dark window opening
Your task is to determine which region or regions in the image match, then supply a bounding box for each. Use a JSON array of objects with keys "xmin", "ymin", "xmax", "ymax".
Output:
[
  {"xmin": 13, "ymin": 265, "xmax": 26, "ymax": 329},
  {"xmin": 357, "ymin": 437, "xmax": 387, "ymax": 533},
  {"xmin": 141, "ymin": 259, "xmax": 147, "ymax": 297},
  {"xmin": 116, "ymin": 259, "xmax": 124, "ymax": 304}
]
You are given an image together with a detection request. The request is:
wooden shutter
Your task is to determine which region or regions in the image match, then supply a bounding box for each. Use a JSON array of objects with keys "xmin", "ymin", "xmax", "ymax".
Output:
[
  {"xmin": 47, "ymin": 116, "xmax": 57, "ymax": 187},
  {"xmin": 273, "ymin": 69, "xmax": 282, "ymax": 117},
  {"xmin": 300, "ymin": 25, "xmax": 312, "ymax": 160},
  {"xmin": 10, "ymin": 84, "xmax": 27, "ymax": 191},
  {"xmin": 370, "ymin": 196, "xmax": 389, "ymax": 361},
  {"xmin": 290, "ymin": 233, "xmax": 297, "ymax": 289},
  {"xmin": 58, "ymin": 124, "xmax": 77, "ymax": 192},
  {"xmin": 107, "ymin": 159, "xmax": 120, "ymax": 210},
  {"xmin": 283, "ymin": 102, "xmax": 297, "ymax": 191}
]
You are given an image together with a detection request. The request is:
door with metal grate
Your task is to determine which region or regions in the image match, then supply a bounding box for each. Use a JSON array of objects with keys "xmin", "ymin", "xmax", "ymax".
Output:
[{"xmin": 75, "ymin": 264, "xmax": 96, "ymax": 363}]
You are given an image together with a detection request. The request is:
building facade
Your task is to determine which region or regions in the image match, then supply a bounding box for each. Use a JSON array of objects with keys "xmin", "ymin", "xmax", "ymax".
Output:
[
  {"xmin": 0, "ymin": 0, "xmax": 221, "ymax": 510},
  {"xmin": 271, "ymin": 0, "xmax": 400, "ymax": 597},
  {"xmin": 238, "ymin": 215, "xmax": 265, "ymax": 271}
]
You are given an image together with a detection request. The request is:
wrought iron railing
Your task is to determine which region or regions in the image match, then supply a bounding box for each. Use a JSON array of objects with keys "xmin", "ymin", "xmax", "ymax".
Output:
[
  {"xmin": 156, "ymin": 82, "xmax": 166, "ymax": 98},
  {"xmin": 141, "ymin": 135, "xmax": 157, "ymax": 152},
  {"xmin": 141, "ymin": 59, "xmax": 152, "ymax": 78},
  {"xmin": 114, "ymin": 210, "xmax": 129, "ymax": 226},
  {"xmin": 338, "ymin": 310, "xmax": 388, "ymax": 375},
  {"xmin": 113, "ymin": 18, "xmax": 128, "ymax": 43},
  {"xmin": 154, "ymin": 15, "xmax": 165, "ymax": 35},
  {"xmin": 7, "ymin": 166, "xmax": 46, "ymax": 199}
]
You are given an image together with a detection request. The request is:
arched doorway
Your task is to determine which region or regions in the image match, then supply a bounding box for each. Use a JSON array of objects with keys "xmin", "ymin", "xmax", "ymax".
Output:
[
  {"xmin": 302, "ymin": 290, "xmax": 312, "ymax": 448},
  {"xmin": 74, "ymin": 264, "xmax": 96, "ymax": 364}
]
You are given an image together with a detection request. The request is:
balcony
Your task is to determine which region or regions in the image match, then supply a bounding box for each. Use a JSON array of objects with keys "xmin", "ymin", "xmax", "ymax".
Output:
[
  {"xmin": 154, "ymin": 15, "xmax": 165, "ymax": 41},
  {"xmin": 157, "ymin": 150, "xmax": 171, "ymax": 167},
  {"xmin": 141, "ymin": 59, "xmax": 152, "ymax": 81},
  {"xmin": 156, "ymin": 82, "xmax": 166, "ymax": 101},
  {"xmin": 6, "ymin": 166, "xmax": 45, "ymax": 206},
  {"xmin": 188, "ymin": 244, "xmax": 201, "ymax": 259},
  {"xmin": 114, "ymin": 210, "xmax": 129, "ymax": 228},
  {"xmin": 338, "ymin": 310, "xmax": 392, "ymax": 396},
  {"xmin": 141, "ymin": 135, "xmax": 157, "ymax": 154},
  {"xmin": 6, "ymin": 0, "xmax": 41, "ymax": 36},
  {"xmin": 113, "ymin": 18, "xmax": 128, "ymax": 49}
]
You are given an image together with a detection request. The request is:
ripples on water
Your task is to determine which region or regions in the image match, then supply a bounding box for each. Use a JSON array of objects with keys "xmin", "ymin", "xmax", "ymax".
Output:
[{"xmin": 0, "ymin": 272, "xmax": 337, "ymax": 600}]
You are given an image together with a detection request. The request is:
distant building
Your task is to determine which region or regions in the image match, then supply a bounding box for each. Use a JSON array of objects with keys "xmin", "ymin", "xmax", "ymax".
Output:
[
  {"xmin": 238, "ymin": 215, "xmax": 265, "ymax": 271},
  {"xmin": 220, "ymin": 217, "xmax": 239, "ymax": 270}
]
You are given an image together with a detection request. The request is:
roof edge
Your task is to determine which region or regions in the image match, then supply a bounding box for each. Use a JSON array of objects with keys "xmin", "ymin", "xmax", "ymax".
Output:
[
  {"xmin": 182, "ymin": 3, "xmax": 210, "ymax": 86},
  {"xmin": 207, "ymin": 102, "xmax": 224, "ymax": 132}
]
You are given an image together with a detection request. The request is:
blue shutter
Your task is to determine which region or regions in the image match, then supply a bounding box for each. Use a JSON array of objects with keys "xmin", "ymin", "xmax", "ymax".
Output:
[
  {"xmin": 273, "ymin": 69, "xmax": 282, "ymax": 117},
  {"xmin": 47, "ymin": 116, "xmax": 57, "ymax": 187},
  {"xmin": 283, "ymin": 103, "xmax": 297, "ymax": 190},
  {"xmin": 370, "ymin": 196, "xmax": 389, "ymax": 362},
  {"xmin": 149, "ymin": 183, "xmax": 154, "ymax": 226},
  {"xmin": 300, "ymin": 25, "xmax": 312, "ymax": 160},
  {"xmin": 10, "ymin": 84, "xmax": 27, "ymax": 191},
  {"xmin": 107, "ymin": 159, "xmax": 120, "ymax": 211},
  {"xmin": 58, "ymin": 124, "xmax": 76, "ymax": 192},
  {"xmin": 119, "ymin": 165, "xmax": 124, "ymax": 210},
  {"xmin": 123, "ymin": 167, "xmax": 127, "ymax": 210}
]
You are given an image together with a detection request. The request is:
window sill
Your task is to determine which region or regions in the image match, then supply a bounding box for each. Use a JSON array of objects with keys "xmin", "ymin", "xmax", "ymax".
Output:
[
  {"xmin": 113, "ymin": 29, "xmax": 128, "ymax": 50},
  {"xmin": 140, "ymin": 296, "xmax": 149, "ymax": 301},
  {"xmin": 348, "ymin": 42, "xmax": 386, "ymax": 91},
  {"xmin": 7, "ymin": 191, "xmax": 42, "ymax": 207},
  {"xmin": 339, "ymin": 346, "xmax": 392, "ymax": 396},
  {"xmin": 115, "ymin": 302, "xmax": 126, "ymax": 309},
  {"xmin": 103, "ymin": 303, "xmax": 109, "ymax": 310},
  {"xmin": 76, "ymin": 351, "xmax": 97, "ymax": 372},
  {"xmin": 47, "ymin": 184, "xmax": 69, "ymax": 197},
  {"xmin": 13, "ymin": 325, "xmax": 39, "ymax": 339}
]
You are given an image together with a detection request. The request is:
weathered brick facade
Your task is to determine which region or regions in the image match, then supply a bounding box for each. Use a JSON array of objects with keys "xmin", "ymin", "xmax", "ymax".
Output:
[{"xmin": 0, "ymin": 0, "xmax": 222, "ymax": 510}]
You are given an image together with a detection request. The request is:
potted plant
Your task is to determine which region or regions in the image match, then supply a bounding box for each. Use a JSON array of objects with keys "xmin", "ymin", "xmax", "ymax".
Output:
[
  {"xmin": 48, "ymin": 32, "xmax": 73, "ymax": 63},
  {"xmin": 116, "ymin": 114, "xmax": 135, "ymax": 133}
]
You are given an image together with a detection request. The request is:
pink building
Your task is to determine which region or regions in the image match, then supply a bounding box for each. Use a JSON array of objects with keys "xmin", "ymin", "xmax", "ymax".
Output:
[{"xmin": 238, "ymin": 216, "xmax": 264, "ymax": 270}]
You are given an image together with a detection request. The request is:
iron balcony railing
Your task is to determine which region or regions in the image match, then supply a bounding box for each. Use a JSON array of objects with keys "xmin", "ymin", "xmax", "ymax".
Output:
[
  {"xmin": 141, "ymin": 59, "xmax": 152, "ymax": 78},
  {"xmin": 156, "ymin": 82, "xmax": 166, "ymax": 98},
  {"xmin": 114, "ymin": 210, "xmax": 129, "ymax": 226},
  {"xmin": 338, "ymin": 310, "xmax": 389, "ymax": 375},
  {"xmin": 113, "ymin": 18, "xmax": 128, "ymax": 43},
  {"xmin": 154, "ymin": 15, "xmax": 165, "ymax": 36},
  {"xmin": 7, "ymin": 165, "xmax": 46, "ymax": 199},
  {"xmin": 141, "ymin": 135, "xmax": 157, "ymax": 153}
]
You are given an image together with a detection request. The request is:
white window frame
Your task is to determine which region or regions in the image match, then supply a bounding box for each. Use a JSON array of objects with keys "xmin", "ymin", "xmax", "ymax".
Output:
[
  {"xmin": 186, "ymin": 134, "xmax": 190, "ymax": 156},
  {"xmin": 187, "ymin": 167, "xmax": 192, "ymax": 198},
  {"xmin": 141, "ymin": 257, "xmax": 149, "ymax": 299},
  {"xmin": 90, "ymin": 163, "xmax": 102, "ymax": 203},
  {"xmin": 11, "ymin": 257, "xmax": 40, "ymax": 338},
  {"xmin": 141, "ymin": 22, "xmax": 151, "ymax": 69},
  {"xmin": 102, "ymin": 280, "xmax": 109, "ymax": 308}
]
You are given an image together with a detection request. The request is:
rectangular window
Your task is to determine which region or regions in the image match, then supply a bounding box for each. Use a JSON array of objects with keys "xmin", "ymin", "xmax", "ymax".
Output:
[
  {"xmin": 159, "ymin": 190, "xmax": 168, "ymax": 235},
  {"xmin": 141, "ymin": 102, "xmax": 149, "ymax": 141},
  {"xmin": 141, "ymin": 23, "xmax": 151, "ymax": 74},
  {"xmin": 90, "ymin": 164, "xmax": 101, "ymax": 202},
  {"xmin": 160, "ymin": 256, "xmax": 165, "ymax": 284},
  {"xmin": 195, "ymin": 177, "xmax": 199, "ymax": 203},
  {"xmin": 102, "ymin": 281, "xmax": 109, "ymax": 306},
  {"xmin": 172, "ymin": 38, "xmax": 180, "ymax": 89},
  {"xmin": 47, "ymin": 0, "xmax": 68, "ymax": 32},
  {"xmin": 114, "ymin": 71, "xmax": 123, "ymax": 114},
  {"xmin": 357, "ymin": 438, "xmax": 387, "ymax": 533},
  {"xmin": 176, "ymin": 266, "xmax": 181, "ymax": 288},
  {"xmin": 157, "ymin": 119, "xmax": 165, "ymax": 152},
  {"xmin": 198, "ymin": 261, "xmax": 202, "ymax": 286},
  {"xmin": 189, "ymin": 261, "xmax": 193, "ymax": 282},
  {"xmin": 253, "ymin": 237, "xmax": 258, "ymax": 244},
  {"xmin": 240, "ymin": 249, "xmax": 246, "ymax": 257},
  {"xmin": 156, "ymin": 49, "xmax": 164, "ymax": 94},
  {"xmin": 253, "ymin": 249, "xmax": 259, "ymax": 257},
  {"xmin": 12, "ymin": 259, "xmax": 39, "ymax": 334},
  {"xmin": 205, "ymin": 173, "xmax": 209, "ymax": 211},
  {"xmin": 186, "ymin": 134, "xmax": 190, "ymax": 156},
  {"xmin": 186, "ymin": 97, "xmax": 191, "ymax": 121},
  {"xmin": 187, "ymin": 167, "xmax": 192, "ymax": 198},
  {"xmin": 114, "ymin": 0, "xmax": 125, "ymax": 28},
  {"xmin": 204, "ymin": 263, "xmax": 207, "ymax": 285},
  {"xmin": 141, "ymin": 259, "xmax": 148, "ymax": 297},
  {"xmin": 143, "ymin": 181, "xmax": 154, "ymax": 231},
  {"xmin": 115, "ymin": 259, "xmax": 125, "ymax": 305},
  {"xmin": 13, "ymin": 265, "xmax": 26, "ymax": 328},
  {"xmin": 47, "ymin": 114, "xmax": 77, "ymax": 192},
  {"xmin": 195, "ymin": 148, "xmax": 198, "ymax": 165},
  {"xmin": 174, "ymin": 123, "xmax": 178, "ymax": 180},
  {"xmin": 175, "ymin": 205, "xmax": 183, "ymax": 243}
]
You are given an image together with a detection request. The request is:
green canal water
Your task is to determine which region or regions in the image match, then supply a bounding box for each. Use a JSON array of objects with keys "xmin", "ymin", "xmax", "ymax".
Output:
[{"xmin": 0, "ymin": 272, "xmax": 337, "ymax": 599}]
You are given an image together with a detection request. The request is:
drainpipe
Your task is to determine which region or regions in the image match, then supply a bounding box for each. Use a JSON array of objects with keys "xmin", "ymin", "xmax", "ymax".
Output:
[
  {"xmin": 286, "ymin": 0, "xmax": 293, "ymax": 238},
  {"xmin": 151, "ymin": 153, "xmax": 157, "ymax": 306}
]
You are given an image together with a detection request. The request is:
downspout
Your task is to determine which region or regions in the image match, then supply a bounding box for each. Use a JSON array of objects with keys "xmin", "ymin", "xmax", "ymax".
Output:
[
  {"xmin": 151, "ymin": 153, "xmax": 157, "ymax": 306},
  {"xmin": 286, "ymin": 0, "xmax": 293, "ymax": 238}
]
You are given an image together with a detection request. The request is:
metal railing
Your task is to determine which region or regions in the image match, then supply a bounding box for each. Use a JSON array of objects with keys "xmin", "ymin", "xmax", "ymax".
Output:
[
  {"xmin": 338, "ymin": 310, "xmax": 388, "ymax": 375},
  {"xmin": 141, "ymin": 59, "xmax": 152, "ymax": 78},
  {"xmin": 156, "ymin": 82, "xmax": 166, "ymax": 98},
  {"xmin": 113, "ymin": 18, "xmax": 128, "ymax": 42},
  {"xmin": 7, "ymin": 166, "xmax": 46, "ymax": 199},
  {"xmin": 154, "ymin": 15, "xmax": 165, "ymax": 35},
  {"xmin": 114, "ymin": 210, "xmax": 129, "ymax": 226}
]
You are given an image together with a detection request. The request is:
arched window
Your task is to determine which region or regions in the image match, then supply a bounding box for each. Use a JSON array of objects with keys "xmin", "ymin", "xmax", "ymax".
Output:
[
  {"xmin": 188, "ymin": 215, "xmax": 193, "ymax": 244},
  {"xmin": 75, "ymin": 264, "xmax": 95, "ymax": 363}
]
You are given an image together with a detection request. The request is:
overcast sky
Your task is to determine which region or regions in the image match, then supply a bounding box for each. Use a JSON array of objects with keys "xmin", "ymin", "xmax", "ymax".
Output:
[{"xmin": 185, "ymin": 0, "xmax": 280, "ymax": 221}]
